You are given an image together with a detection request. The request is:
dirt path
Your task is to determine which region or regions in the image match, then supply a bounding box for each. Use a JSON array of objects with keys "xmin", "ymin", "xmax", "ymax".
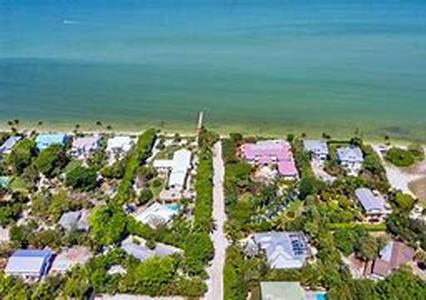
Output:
[{"xmin": 205, "ymin": 141, "xmax": 227, "ymax": 300}]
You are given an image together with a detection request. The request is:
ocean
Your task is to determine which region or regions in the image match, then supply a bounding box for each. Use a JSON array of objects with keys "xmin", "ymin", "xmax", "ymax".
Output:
[{"xmin": 1, "ymin": 0, "xmax": 426, "ymax": 140}]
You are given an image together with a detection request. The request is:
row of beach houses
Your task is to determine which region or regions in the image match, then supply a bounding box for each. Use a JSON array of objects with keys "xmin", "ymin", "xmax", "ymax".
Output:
[{"xmin": 0, "ymin": 133, "xmax": 136, "ymax": 165}]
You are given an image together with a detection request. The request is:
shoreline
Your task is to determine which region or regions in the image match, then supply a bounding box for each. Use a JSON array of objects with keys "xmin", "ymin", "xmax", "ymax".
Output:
[{"xmin": 0, "ymin": 122, "xmax": 420, "ymax": 146}]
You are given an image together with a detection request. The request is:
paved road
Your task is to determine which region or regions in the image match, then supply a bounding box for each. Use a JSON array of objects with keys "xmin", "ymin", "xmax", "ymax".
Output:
[{"xmin": 205, "ymin": 141, "xmax": 227, "ymax": 300}]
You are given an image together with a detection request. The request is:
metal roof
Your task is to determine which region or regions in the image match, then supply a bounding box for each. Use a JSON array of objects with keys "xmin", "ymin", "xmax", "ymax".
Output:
[{"xmin": 5, "ymin": 249, "xmax": 53, "ymax": 276}]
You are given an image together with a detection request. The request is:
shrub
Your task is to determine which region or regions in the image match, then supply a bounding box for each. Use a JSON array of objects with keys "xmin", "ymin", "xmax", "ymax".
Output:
[
  {"xmin": 114, "ymin": 129, "xmax": 156, "ymax": 204},
  {"xmin": 66, "ymin": 165, "xmax": 97, "ymax": 191},
  {"xmin": 385, "ymin": 147, "xmax": 416, "ymax": 167}
]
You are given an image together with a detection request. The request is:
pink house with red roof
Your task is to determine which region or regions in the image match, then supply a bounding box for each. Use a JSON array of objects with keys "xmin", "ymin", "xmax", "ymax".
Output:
[{"xmin": 241, "ymin": 140, "xmax": 299, "ymax": 179}]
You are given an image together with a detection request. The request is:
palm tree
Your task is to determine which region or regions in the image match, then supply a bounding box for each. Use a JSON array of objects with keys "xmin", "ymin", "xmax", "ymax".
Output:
[
  {"xmin": 37, "ymin": 121, "xmax": 43, "ymax": 127},
  {"xmin": 7, "ymin": 120, "xmax": 13, "ymax": 127},
  {"xmin": 96, "ymin": 121, "xmax": 102, "ymax": 127},
  {"xmin": 106, "ymin": 125, "xmax": 112, "ymax": 131},
  {"xmin": 301, "ymin": 132, "xmax": 307, "ymax": 138},
  {"xmin": 14, "ymin": 119, "xmax": 19, "ymax": 125},
  {"xmin": 384, "ymin": 135, "xmax": 390, "ymax": 145}
]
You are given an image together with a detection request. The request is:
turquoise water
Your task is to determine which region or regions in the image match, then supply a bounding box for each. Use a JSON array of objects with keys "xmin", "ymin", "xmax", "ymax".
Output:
[
  {"xmin": 1, "ymin": 0, "xmax": 426, "ymax": 140},
  {"xmin": 166, "ymin": 203, "xmax": 181, "ymax": 213}
]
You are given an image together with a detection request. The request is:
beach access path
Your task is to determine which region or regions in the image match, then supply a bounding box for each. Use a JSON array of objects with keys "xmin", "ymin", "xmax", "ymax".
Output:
[
  {"xmin": 205, "ymin": 141, "xmax": 228, "ymax": 300},
  {"xmin": 371, "ymin": 144, "xmax": 422, "ymax": 197}
]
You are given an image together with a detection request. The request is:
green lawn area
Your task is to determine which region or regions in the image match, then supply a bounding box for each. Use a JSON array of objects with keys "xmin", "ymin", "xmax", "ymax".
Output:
[
  {"xmin": 9, "ymin": 176, "xmax": 29, "ymax": 193},
  {"xmin": 328, "ymin": 222, "xmax": 386, "ymax": 231}
]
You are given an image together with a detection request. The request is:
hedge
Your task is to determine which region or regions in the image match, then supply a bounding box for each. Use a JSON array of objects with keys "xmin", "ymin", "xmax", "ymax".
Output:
[{"xmin": 114, "ymin": 129, "xmax": 156, "ymax": 204}]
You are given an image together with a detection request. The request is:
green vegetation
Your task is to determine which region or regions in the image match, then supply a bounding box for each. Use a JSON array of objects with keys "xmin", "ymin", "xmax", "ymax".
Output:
[
  {"xmin": 34, "ymin": 144, "xmax": 69, "ymax": 178},
  {"xmin": 65, "ymin": 165, "xmax": 97, "ymax": 191},
  {"xmin": 114, "ymin": 129, "xmax": 156, "ymax": 204},
  {"xmin": 88, "ymin": 204, "xmax": 129, "ymax": 246},
  {"xmin": 385, "ymin": 144, "xmax": 425, "ymax": 167},
  {"xmin": 222, "ymin": 133, "xmax": 425, "ymax": 300},
  {"xmin": 6, "ymin": 139, "xmax": 36, "ymax": 174}
]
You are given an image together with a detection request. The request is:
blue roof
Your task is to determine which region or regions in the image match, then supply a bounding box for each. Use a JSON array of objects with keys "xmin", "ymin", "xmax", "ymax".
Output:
[
  {"xmin": 35, "ymin": 134, "xmax": 67, "ymax": 150},
  {"xmin": 13, "ymin": 249, "xmax": 53, "ymax": 257},
  {"xmin": 5, "ymin": 249, "xmax": 53, "ymax": 278},
  {"xmin": 0, "ymin": 136, "xmax": 21, "ymax": 153}
]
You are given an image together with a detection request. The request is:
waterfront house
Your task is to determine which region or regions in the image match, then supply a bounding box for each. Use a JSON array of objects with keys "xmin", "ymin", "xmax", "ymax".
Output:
[
  {"xmin": 35, "ymin": 133, "xmax": 68, "ymax": 151},
  {"xmin": 241, "ymin": 140, "xmax": 299, "ymax": 179},
  {"xmin": 5, "ymin": 249, "xmax": 53, "ymax": 281},
  {"xmin": 336, "ymin": 146, "xmax": 364, "ymax": 175},
  {"xmin": 355, "ymin": 188, "xmax": 391, "ymax": 222},
  {"xmin": 134, "ymin": 202, "xmax": 180, "ymax": 229},
  {"xmin": 153, "ymin": 148, "xmax": 192, "ymax": 191},
  {"xmin": 50, "ymin": 246, "xmax": 92, "ymax": 274},
  {"xmin": 246, "ymin": 231, "xmax": 310, "ymax": 269},
  {"xmin": 368, "ymin": 240, "xmax": 415, "ymax": 280},
  {"xmin": 0, "ymin": 136, "xmax": 22, "ymax": 155},
  {"xmin": 121, "ymin": 235, "xmax": 182, "ymax": 262},
  {"xmin": 71, "ymin": 135, "xmax": 101, "ymax": 159},
  {"xmin": 303, "ymin": 139, "xmax": 329, "ymax": 161},
  {"xmin": 106, "ymin": 136, "xmax": 135, "ymax": 164},
  {"xmin": 58, "ymin": 210, "xmax": 89, "ymax": 232}
]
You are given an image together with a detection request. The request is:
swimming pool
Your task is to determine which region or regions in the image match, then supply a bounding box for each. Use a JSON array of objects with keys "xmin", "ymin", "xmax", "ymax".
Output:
[
  {"xmin": 315, "ymin": 292, "xmax": 327, "ymax": 300},
  {"xmin": 166, "ymin": 203, "xmax": 182, "ymax": 213}
]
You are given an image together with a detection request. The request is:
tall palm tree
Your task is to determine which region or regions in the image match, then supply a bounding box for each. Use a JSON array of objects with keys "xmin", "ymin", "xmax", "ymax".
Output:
[
  {"xmin": 14, "ymin": 119, "xmax": 19, "ymax": 125},
  {"xmin": 106, "ymin": 125, "xmax": 112, "ymax": 131},
  {"xmin": 37, "ymin": 121, "xmax": 43, "ymax": 126},
  {"xmin": 96, "ymin": 121, "xmax": 102, "ymax": 127}
]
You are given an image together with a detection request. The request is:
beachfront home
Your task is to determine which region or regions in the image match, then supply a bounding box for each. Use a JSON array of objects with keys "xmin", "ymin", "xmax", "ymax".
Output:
[
  {"xmin": 71, "ymin": 135, "xmax": 101, "ymax": 159},
  {"xmin": 134, "ymin": 202, "xmax": 180, "ymax": 229},
  {"xmin": 153, "ymin": 148, "xmax": 192, "ymax": 191},
  {"xmin": 121, "ymin": 235, "xmax": 182, "ymax": 262},
  {"xmin": 355, "ymin": 188, "xmax": 391, "ymax": 222},
  {"xmin": 260, "ymin": 281, "xmax": 327, "ymax": 300},
  {"xmin": 106, "ymin": 136, "xmax": 135, "ymax": 163},
  {"xmin": 5, "ymin": 249, "xmax": 53, "ymax": 281},
  {"xmin": 35, "ymin": 133, "xmax": 68, "ymax": 151},
  {"xmin": 50, "ymin": 247, "xmax": 92, "ymax": 274},
  {"xmin": 0, "ymin": 136, "xmax": 22, "ymax": 155},
  {"xmin": 336, "ymin": 146, "xmax": 364, "ymax": 175},
  {"xmin": 241, "ymin": 140, "xmax": 299, "ymax": 179},
  {"xmin": 58, "ymin": 210, "xmax": 89, "ymax": 232},
  {"xmin": 303, "ymin": 139, "xmax": 329, "ymax": 161},
  {"xmin": 246, "ymin": 231, "xmax": 310, "ymax": 269}
]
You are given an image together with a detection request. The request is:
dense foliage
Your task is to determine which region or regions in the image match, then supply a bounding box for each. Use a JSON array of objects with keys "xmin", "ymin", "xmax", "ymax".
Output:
[
  {"xmin": 6, "ymin": 139, "xmax": 36, "ymax": 174},
  {"xmin": 385, "ymin": 144, "xmax": 424, "ymax": 167},
  {"xmin": 66, "ymin": 165, "xmax": 97, "ymax": 191},
  {"xmin": 114, "ymin": 129, "xmax": 156, "ymax": 204},
  {"xmin": 34, "ymin": 144, "xmax": 69, "ymax": 178}
]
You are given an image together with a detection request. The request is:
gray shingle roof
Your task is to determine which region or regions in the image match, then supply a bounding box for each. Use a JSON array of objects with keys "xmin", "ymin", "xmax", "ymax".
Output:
[
  {"xmin": 121, "ymin": 236, "xmax": 182, "ymax": 262},
  {"xmin": 355, "ymin": 188, "xmax": 388, "ymax": 214},
  {"xmin": 337, "ymin": 146, "xmax": 363, "ymax": 163}
]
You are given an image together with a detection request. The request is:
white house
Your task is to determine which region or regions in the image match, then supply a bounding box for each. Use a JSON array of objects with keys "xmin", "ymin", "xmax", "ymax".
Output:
[
  {"xmin": 5, "ymin": 250, "xmax": 53, "ymax": 281},
  {"xmin": 71, "ymin": 135, "xmax": 101, "ymax": 159},
  {"xmin": 303, "ymin": 140, "xmax": 329, "ymax": 161},
  {"xmin": 337, "ymin": 146, "xmax": 364, "ymax": 175},
  {"xmin": 153, "ymin": 149, "xmax": 192, "ymax": 191},
  {"xmin": 106, "ymin": 136, "xmax": 135, "ymax": 164}
]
